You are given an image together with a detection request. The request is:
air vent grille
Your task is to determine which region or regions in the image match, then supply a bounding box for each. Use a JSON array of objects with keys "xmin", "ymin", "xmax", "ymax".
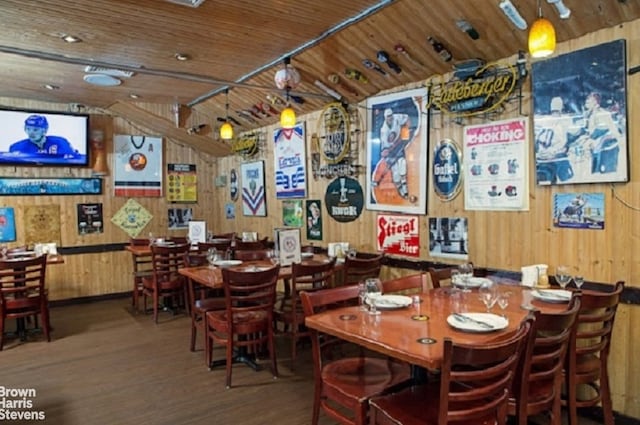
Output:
[{"xmin": 84, "ymin": 66, "xmax": 135, "ymax": 78}]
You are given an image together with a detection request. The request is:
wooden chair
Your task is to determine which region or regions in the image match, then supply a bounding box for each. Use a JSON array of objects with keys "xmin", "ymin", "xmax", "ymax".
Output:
[
  {"xmin": 300, "ymin": 285, "xmax": 411, "ymax": 425},
  {"xmin": 563, "ymin": 281, "xmax": 625, "ymax": 425},
  {"xmin": 342, "ymin": 253, "xmax": 384, "ymax": 286},
  {"xmin": 129, "ymin": 238, "xmax": 153, "ymax": 312},
  {"xmin": 198, "ymin": 239, "xmax": 232, "ymax": 253},
  {"xmin": 204, "ymin": 265, "xmax": 281, "ymax": 388},
  {"xmin": 211, "ymin": 232, "xmax": 235, "ymax": 240},
  {"xmin": 234, "ymin": 239, "xmax": 268, "ymax": 251},
  {"xmin": 166, "ymin": 236, "xmax": 189, "ymax": 244},
  {"xmin": 381, "ymin": 272, "xmax": 428, "ymax": 294},
  {"xmin": 0, "ymin": 255, "xmax": 50, "ymax": 350},
  {"xmin": 508, "ymin": 293, "xmax": 582, "ymax": 425},
  {"xmin": 142, "ymin": 243, "xmax": 190, "ymax": 323},
  {"xmin": 233, "ymin": 249, "xmax": 271, "ymax": 261},
  {"xmin": 274, "ymin": 258, "xmax": 336, "ymax": 369},
  {"xmin": 427, "ymin": 266, "xmax": 453, "ymax": 289},
  {"xmin": 183, "ymin": 251, "xmax": 225, "ymax": 353},
  {"xmin": 369, "ymin": 314, "xmax": 533, "ymax": 425}
]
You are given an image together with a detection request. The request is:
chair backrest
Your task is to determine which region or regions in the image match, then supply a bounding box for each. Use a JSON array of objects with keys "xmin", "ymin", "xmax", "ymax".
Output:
[
  {"xmin": 221, "ymin": 265, "xmax": 280, "ymax": 316},
  {"xmin": 0, "ymin": 254, "xmax": 48, "ymax": 305},
  {"xmin": 150, "ymin": 243, "xmax": 190, "ymax": 282},
  {"xmin": 211, "ymin": 232, "xmax": 235, "ymax": 240},
  {"xmin": 184, "ymin": 250, "xmax": 208, "ymax": 267},
  {"xmin": 234, "ymin": 240, "xmax": 268, "ymax": 251},
  {"xmin": 292, "ymin": 258, "xmax": 337, "ymax": 295},
  {"xmin": 570, "ymin": 281, "xmax": 624, "ymax": 373},
  {"xmin": 166, "ymin": 236, "xmax": 189, "ymax": 244},
  {"xmin": 198, "ymin": 240, "xmax": 232, "ymax": 252},
  {"xmin": 233, "ymin": 249, "xmax": 271, "ymax": 261},
  {"xmin": 342, "ymin": 253, "xmax": 383, "ymax": 286},
  {"xmin": 427, "ymin": 266, "xmax": 453, "ymax": 289},
  {"xmin": 381, "ymin": 272, "xmax": 428, "ymax": 294},
  {"xmin": 511, "ymin": 293, "xmax": 582, "ymax": 420},
  {"xmin": 439, "ymin": 314, "xmax": 533, "ymax": 425},
  {"xmin": 300, "ymin": 285, "xmax": 361, "ymax": 372}
]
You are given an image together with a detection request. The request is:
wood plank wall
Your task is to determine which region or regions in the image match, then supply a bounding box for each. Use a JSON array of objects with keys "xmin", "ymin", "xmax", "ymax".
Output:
[{"xmin": 0, "ymin": 20, "xmax": 638, "ymax": 418}]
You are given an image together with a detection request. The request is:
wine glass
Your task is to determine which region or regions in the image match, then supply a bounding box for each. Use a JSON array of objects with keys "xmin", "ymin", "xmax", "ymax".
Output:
[
  {"xmin": 357, "ymin": 282, "xmax": 367, "ymax": 311},
  {"xmin": 364, "ymin": 278, "xmax": 383, "ymax": 315},
  {"xmin": 555, "ymin": 265, "xmax": 572, "ymax": 289},
  {"xmin": 458, "ymin": 262, "xmax": 474, "ymax": 292},
  {"xmin": 478, "ymin": 281, "xmax": 498, "ymax": 313},
  {"xmin": 573, "ymin": 275, "xmax": 585, "ymax": 289},
  {"xmin": 497, "ymin": 292, "xmax": 510, "ymax": 317}
]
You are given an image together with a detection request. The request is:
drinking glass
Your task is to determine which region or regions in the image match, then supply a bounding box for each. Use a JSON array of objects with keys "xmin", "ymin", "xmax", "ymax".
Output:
[
  {"xmin": 458, "ymin": 262, "xmax": 474, "ymax": 292},
  {"xmin": 450, "ymin": 269, "xmax": 461, "ymax": 287},
  {"xmin": 478, "ymin": 281, "xmax": 498, "ymax": 313},
  {"xmin": 357, "ymin": 282, "xmax": 367, "ymax": 311},
  {"xmin": 555, "ymin": 265, "xmax": 572, "ymax": 289},
  {"xmin": 497, "ymin": 292, "xmax": 510, "ymax": 317},
  {"xmin": 573, "ymin": 275, "xmax": 585, "ymax": 289},
  {"xmin": 364, "ymin": 278, "xmax": 383, "ymax": 316}
]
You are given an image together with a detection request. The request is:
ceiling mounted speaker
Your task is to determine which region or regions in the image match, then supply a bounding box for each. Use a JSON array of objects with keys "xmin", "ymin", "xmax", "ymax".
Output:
[{"xmin": 83, "ymin": 74, "xmax": 122, "ymax": 86}]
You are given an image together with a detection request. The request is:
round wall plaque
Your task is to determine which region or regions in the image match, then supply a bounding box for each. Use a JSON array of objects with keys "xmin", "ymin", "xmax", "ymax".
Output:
[
  {"xmin": 433, "ymin": 139, "xmax": 462, "ymax": 201},
  {"xmin": 324, "ymin": 176, "xmax": 364, "ymax": 223}
]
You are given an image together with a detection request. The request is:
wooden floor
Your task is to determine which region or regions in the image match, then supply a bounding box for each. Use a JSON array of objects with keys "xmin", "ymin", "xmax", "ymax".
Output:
[{"xmin": 0, "ymin": 298, "xmax": 603, "ymax": 425}]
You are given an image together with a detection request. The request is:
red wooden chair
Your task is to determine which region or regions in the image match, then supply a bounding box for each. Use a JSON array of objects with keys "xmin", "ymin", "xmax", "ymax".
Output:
[
  {"xmin": 300, "ymin": 285, "xmax": 411, "ymax": 425},
  {"xmin": 369, "ymin": 314, "xmax": 533, "ymax": 425}
]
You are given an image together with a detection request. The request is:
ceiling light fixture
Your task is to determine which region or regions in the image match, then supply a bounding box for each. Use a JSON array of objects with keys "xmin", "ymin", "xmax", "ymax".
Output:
[
  {"xmin": 43, "ymin": 84, "xmax": 60, "ymax": 90},
  {"xmin": 174, "ymin": 53, "xmax": 190, "ymax": 61},
  {"xmin": 529, "ymin": 0, "xmax": 556, "ymax": 58},
  {"xmin": 61, "ymin": 34, "xmax": 82, "ymax": 43},
  {"xmin": 280, "ymin": 88, "xmax": 296, "ymax": 129},
  {"xmin": 220, "ymin": 88, "xmax": 233, "ymax": 140},
  {"xmin": 547, "ymin": 0, "xmax": 571, "ymax": 19},
  {"xmin": 129, "ymin": 93, "xmax": 140, "ymax": 99},
  {"xmin": 499, "ymin": 0, "xmax": 527, "ymax": 30}
]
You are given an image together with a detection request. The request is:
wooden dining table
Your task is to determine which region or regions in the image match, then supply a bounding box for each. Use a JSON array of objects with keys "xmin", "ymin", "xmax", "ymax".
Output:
[{"xmin": 305, "ymin": 278, "xmax": 569, "ymax": 371}]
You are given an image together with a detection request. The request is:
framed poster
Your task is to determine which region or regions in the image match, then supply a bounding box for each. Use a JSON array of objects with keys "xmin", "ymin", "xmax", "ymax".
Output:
[
  {"xmin": 463, "ymin": 118, "xmax": 529, "ymax": 211},
  {"xmin": 282, "ymin": 199, "xmax": 303, "ymax": 227},
  {"xmin": 274, "ymin": 123, "xmax": 307, "ymax": 199},
  {"xmin": 553, "ymin": 192, "xmax": 605, "ymax": 230},
  {"xmin": 532, "ymin": 39, "xmax": 628, "ymax": 185},
  {"xmin": 376, "ymin": 213, "xmax": 419, "ymax": 257},
  {"xmin": 428, "ymin": 217, "xmax": 469, "ymax": 260},
  {"xmin": 113, "ymin": 135, "xmax": 163, "ymax": 197},
  {"xmin": 241, "ymin": 160, "xmax": 266, "ymax": 217},
  {"xmin": 365, "ymin": 87, "xmax": 428, "ymax": 214},
  {"xmin": 0, "ymin": 177, "xmax": 102, "ymax": 196},
  {"xmin": 111, "ymin": 199, "xmax": 153, "ymax": 238},
  {"xmin": 0, "ymin": 207, "xmax": 16, "ymax": 242},
  {"xmin": 77, "ymin": 203, "xmax": 104, "ymax": 234},
  {"xmin": 168, "ymin": 207, "xmax": 192, "ymax": 230},
  {"xmin": 306, "ymin": 200, "xmax": 322, "ymax": 241},
  {"xmin": 167, "ymin": 163, "xmax": 197, "ymax": 203}
]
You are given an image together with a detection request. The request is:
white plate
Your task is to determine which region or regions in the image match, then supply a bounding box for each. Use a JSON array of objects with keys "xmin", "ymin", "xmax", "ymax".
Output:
[
  {"xmin": 212, "ymin": 260, "xmax": 243, "ymax": 268},
  {"xmin": 532, "ymin": 289, "xmax": 572, "ymax": 303},
  {"xmin": 455, "ymin": 277, "xmax": 492, "ymax": 289},
  {"xmin": 370, "ymin": 295, "xmax": 413, "ymax": 310},
  {"xmin": 301, "ymin": 252, "xmax": 314, "ymax": 259},
  {"xmin": 447, "ymin": 313, "xmax": 509, "ymax": 333}
]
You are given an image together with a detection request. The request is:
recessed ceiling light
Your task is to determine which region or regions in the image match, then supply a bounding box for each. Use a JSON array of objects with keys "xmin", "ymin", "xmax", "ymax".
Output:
[
  {"xmin": 44, "ymin": 84, "xmax": 60, "ymax": 90},
  {"xmin": 83, "ymin": 74, "xmax": 122, "ymax": 86},
  {"xmin": 174, "ymin": 53, "xmax": 190, "ymax": 61},
  {"xmin": 61, "ymin": 34, "xmax": 83, "ymax": 43},
  {"xmin": 129, "ymin": 93, "xmax": 141, "ymax": 99}
]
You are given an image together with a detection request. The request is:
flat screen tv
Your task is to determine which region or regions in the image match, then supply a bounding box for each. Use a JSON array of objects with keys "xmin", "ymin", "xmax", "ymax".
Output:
[{"xmin": 0, "ymin": 108, "xmax": 89, "ymax": 167}]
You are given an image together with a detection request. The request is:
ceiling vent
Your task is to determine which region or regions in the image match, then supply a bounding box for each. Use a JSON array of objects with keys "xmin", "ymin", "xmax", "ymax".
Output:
[
  {"xmin": 165, "ymin": 0, "xmax": 207, "ymax": 7},
  {"xmin": 84, "ymin": 66, "xmax": 135, "ymax": 78}
]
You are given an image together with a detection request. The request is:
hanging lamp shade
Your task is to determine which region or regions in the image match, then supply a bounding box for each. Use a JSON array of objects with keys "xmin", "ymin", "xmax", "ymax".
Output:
[
  {"xmin": 220, "ymin": 121, "xmax": 233, "ymax": 140},
  {"xmin": 528, "ymin": 16, "xmax": 556, "ymax": 58},
  {"xmin": 280, "ymin": 106, "xmax": 296, "ymax": 129}
]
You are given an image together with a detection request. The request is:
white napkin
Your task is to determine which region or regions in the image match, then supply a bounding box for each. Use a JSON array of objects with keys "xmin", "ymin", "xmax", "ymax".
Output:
[{"xmin": 520, "ymin": 264, "xmax": 547, "ymax": 287}]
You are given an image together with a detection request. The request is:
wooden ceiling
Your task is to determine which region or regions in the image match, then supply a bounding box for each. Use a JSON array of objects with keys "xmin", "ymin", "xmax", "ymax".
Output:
[{"xmin": 1, "ymin": 0, "xmax": 638, "ymax": 156}]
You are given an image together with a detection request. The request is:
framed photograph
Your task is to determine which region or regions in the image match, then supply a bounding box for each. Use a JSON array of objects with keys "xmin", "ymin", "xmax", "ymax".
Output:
[
  {"xmin": 241, "ymin": 160, "xmax": 267, "ymax": 217},
  {"xmin": 366, "ymin": 87, "xmax": 428, "ymax": 214},
  {"xmin": 532, "ymin": 39, "xmax": 628, "ymax": 185}
]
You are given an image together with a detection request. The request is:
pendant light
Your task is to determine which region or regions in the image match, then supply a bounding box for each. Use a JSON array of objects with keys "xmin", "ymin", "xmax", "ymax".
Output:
[
  {"xmin": 528, "ymin": 0, "xmax": 556, "ymax": 58},
  {"xmin": 280, "ymin": 87, "xmax": 296, "ymax": 129},
  {"xmin": 220, "ymin": 88, "xmax": 233, "ymax": 140}
]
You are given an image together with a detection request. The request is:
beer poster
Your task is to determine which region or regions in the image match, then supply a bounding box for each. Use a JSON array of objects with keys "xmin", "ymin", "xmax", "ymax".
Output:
[{"xmin": 376, "ymin": 213, "xmax": 419, "ymax": 258}]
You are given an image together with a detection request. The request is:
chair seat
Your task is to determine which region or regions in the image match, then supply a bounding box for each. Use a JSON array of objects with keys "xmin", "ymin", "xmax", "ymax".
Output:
[
  {"xmin": 208, "ymin": 310, "xmax": 269, "ymax": 333},
  {"xmin": 371, "ymin": 383, "xmax": 500, "ymax": 425},
  {"xmin": 142, "ymin": 276, "xmax": 184, "ymax": 291},
  {"xmin": 322, "ymin": 357, "xmax": 410, "ymax": 401}
]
